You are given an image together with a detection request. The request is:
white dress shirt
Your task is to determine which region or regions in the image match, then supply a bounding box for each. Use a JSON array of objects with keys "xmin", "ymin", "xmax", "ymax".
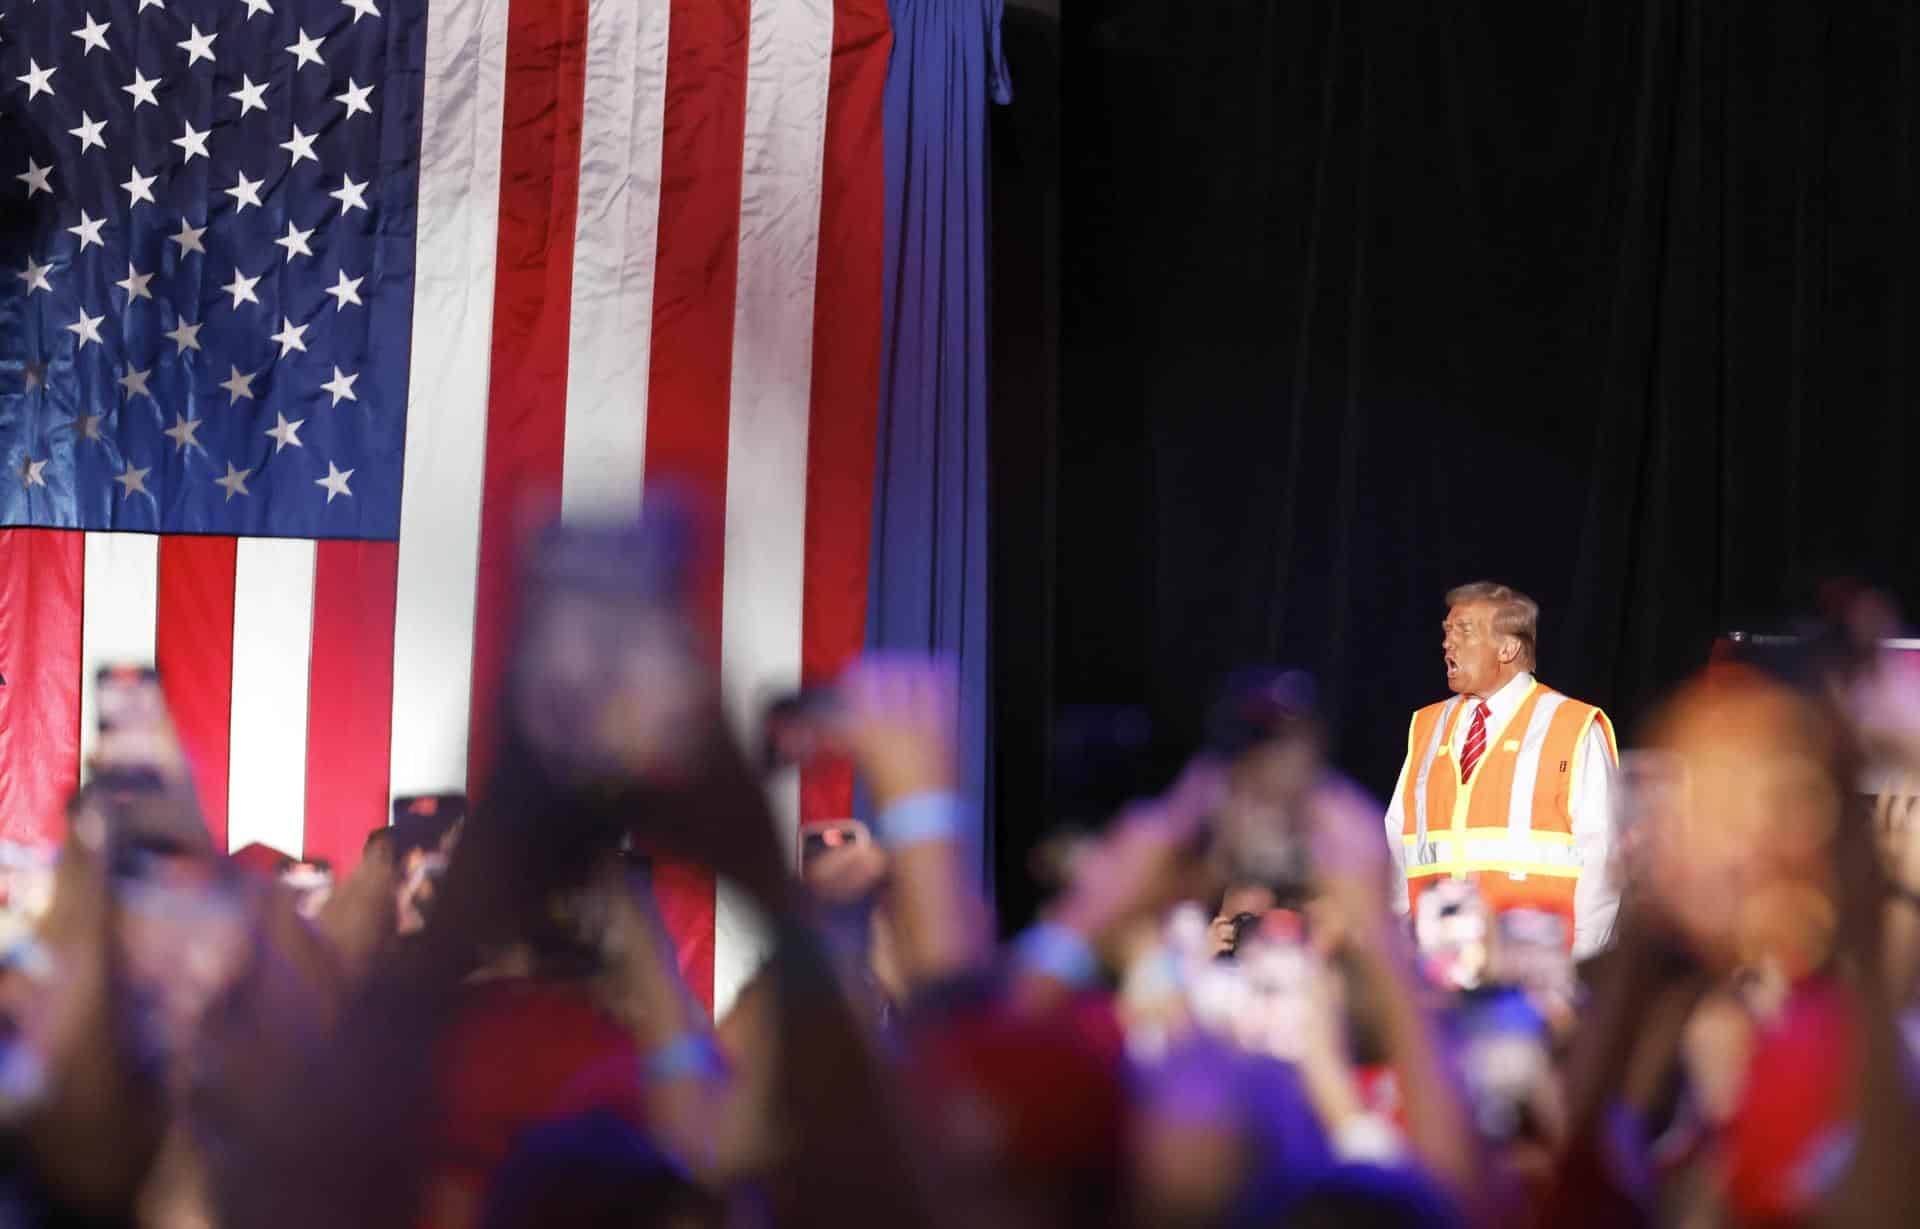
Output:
[{"xmin": 1383, "ymin": 671, "xmax": 1620, "ymax": 959}]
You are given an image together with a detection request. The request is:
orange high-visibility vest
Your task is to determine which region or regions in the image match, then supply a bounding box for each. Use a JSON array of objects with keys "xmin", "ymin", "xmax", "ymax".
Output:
[{"xmin": 1397, "ymin": 680, "xmax": 1617, "ymax": 943}]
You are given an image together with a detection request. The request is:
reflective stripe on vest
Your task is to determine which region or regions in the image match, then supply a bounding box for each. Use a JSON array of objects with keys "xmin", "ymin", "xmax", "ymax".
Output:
[
  {"xmin": 1411, "ymin": 696, "xmax": 1463, "ymax": 848},
  {"xmin": 1402, "ymin": 830, "xmax": 1583, "ymax": 880},
  {"xmin": 1506, "ymin": 691, "xmax": 1567, "ymax": 841}
]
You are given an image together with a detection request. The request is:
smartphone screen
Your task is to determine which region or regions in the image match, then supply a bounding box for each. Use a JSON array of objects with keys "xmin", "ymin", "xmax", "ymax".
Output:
[
  {"xmin": 799, "ymin": 820, "xmax": 864, "ymax": 869},
  {"xmin": 96, "ymin": 664, "xmax": 163, "ymax": 734},
  {"xmin": 1415, "ymin": 878, "xmax": 1491, "ymax": 990},
  {"xmin": 1231, "ymin": 923, "xmax": 1313, "ymax": 1061}
]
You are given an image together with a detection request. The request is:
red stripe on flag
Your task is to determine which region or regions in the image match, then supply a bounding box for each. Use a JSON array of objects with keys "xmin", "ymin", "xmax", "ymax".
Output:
[
  {"xmin": 644, "ymin": 0, "xmax": 755, "ymax": 1011},
  {"xmin": 466, "ymin": 0, "xmax": 594, "ymax": 794},
  {"xmin": 158, "ymin": 536, "xmax": 237, "ymax": 854},
  {"xmin": 799, "ymin": 0, "xmax": 892, "ymax": 826},
  {"xmin": 0, "ymin": 530, "xmax": 82, "ymax": 846},
  {"xmin": 305, "ymin": 541, "xmax": 399, "ymax": 875}
]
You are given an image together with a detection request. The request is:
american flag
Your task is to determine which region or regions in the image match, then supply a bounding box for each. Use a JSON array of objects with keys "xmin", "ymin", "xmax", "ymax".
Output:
[{"xmin": 0, "ymin": 0, "xmax": 890, "ymax": 1016}]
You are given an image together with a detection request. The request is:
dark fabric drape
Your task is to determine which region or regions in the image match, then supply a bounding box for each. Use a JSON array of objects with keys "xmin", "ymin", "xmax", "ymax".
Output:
[
  {"xmin": 867, "ymin": 0, "xmax": 1011, "ymax": 888},
  {"xmin": 1043, "ymin": 0, "xmax": 1920, "ymax": 856}
]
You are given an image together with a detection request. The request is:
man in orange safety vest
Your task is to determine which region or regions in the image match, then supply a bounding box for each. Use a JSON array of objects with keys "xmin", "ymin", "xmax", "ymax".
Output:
[{"xmin": 1384, "ymin": 581, "xmax": 1620, "ymax": 959}]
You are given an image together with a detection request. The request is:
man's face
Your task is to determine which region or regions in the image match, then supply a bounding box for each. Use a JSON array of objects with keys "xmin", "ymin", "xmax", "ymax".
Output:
[{"xmin": 1442, "ymin": 602, "xmax": 1511, "ymax": 697}]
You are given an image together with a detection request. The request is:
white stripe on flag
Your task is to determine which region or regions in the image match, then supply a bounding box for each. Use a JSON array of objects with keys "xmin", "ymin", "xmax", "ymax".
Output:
[
  {"xmin": 226, "ymin": 539, "xmax": 316, "ymax": 856},
  {"xmin": 713, "ymin": 0, "xmax": 836, "ymax": 1019},
  {"xmin": 388, "ymin": 0, "xmax": 513, "ymax": 798},
  {"xmin": 562, "ymin": 0, "xmax": 673, "ymax": 523},
  {"xmin": 78, "ymin": 532, "xmax": 160, "ymax": 780}
]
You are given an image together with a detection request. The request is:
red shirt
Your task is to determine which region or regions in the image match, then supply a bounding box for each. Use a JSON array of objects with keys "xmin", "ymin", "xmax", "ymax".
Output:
[{"xmin": 430, "ymin": 978, "xmax": 647, "ymax": 1188}]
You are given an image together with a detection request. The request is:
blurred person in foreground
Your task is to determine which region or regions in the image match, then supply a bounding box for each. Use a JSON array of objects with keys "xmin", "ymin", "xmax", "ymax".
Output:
[
  {"xmin": 1386, "ymin": 582, "xmax": 1620, "ymax": 960},
  {"xmin": 998, "ymin": 676, "xmax": 1501, "ymax": 1225},
  {"xmin": 1545, "ymin": 660, "xmax": 1920, "ymax": 1228},
  {"xmin": 0, "ymin": 680, "xmax": 399, "ymax": 1227},
  {"xmin": 222, "ymin": 503, "xmax": 948, "ymax": 1229}
]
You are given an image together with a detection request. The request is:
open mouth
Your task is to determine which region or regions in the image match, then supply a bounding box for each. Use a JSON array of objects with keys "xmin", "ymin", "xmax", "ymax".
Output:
[{"xmin": 1445, "ymin": 656, "xmax": 1458, "ymax": 678}]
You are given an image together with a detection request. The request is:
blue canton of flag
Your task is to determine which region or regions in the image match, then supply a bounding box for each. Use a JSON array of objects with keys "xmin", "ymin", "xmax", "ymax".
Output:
[{"xmin": 0, "ymin": 0, "xmax": 424, "ymax": 539}]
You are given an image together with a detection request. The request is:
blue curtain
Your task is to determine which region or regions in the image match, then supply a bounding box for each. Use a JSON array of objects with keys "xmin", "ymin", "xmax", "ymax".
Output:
[{"xmin": 866, "ymin": 0, "xmax": 1011, "ymax": 892}]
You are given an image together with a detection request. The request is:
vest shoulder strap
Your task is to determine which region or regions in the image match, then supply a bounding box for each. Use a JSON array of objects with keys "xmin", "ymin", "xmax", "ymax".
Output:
[{"xmin": 1537, "ymin": 689, "xmax": 1618, "ymax": 762}]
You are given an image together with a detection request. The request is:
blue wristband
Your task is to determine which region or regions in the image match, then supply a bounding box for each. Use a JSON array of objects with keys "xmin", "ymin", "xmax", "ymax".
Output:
[
  {"xmin": 643, "ymin": 1033, "xmax": 727, "ymax": 1083},
  {"xmin": 874, "ymin": 791, "xmax": 964, "ymax": 849},
  {"xmin": 1013, "ymin": 921, "xmax": 1102, "ymax": 990}
]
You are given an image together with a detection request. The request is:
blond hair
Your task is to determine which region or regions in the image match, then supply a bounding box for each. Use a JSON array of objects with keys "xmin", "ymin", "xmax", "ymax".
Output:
[{"xmin": 1446, "ymin": 581, "xmax": 1539, "ymax": 668}]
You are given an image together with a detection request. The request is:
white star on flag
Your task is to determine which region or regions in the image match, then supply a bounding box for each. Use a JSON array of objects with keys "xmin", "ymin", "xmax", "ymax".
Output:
[
  {"xmin": 316, "ymin": 461, "xmax": 354, "ymax": 502},
  {"xmin": 244, "ymin": 0, "xmax": 275, "ymax": 18},
  {"xmin": 72, "ymin": 14, "xmax": 112, "ymax": 56},
  {"xmin": 69, "ymin": 113, "xmax": 108, "ymax": 154},
  {"xmin": 16, "ymin": 160, "xmax": 53, "ymax": 197},
  {"xmin": 342, "ymin": 0, "xmax": 381, "ymax": 23},
  {"xmin": 19, "ymin": 458, "xmax": 48, "ymax": 490},
  {"xmin": 321, "ymin": 366, "xmax": 360, "ymax": 405},
  {"xmin": 215, "ymin": 463, "xmax": 252, "ymax": 501},
  {"xmin": 226, "ymin": 170, "xmax": 265, "ymax": 212},
  {"xmin": 222, "ymin": 269, "xmax": 262, "ymax": 308},
  {"xmin": 121, "ymin": 167, "xmax": 159, "ymax": 208},
  {"xmin": 326, "ymin": 270, "xmax": 364, "ymax": 310},
  {"xmin": 266, "ymin": 413, "xmax": 306, "ymax": 452},
  {"xmin": 286, "ymin": 29, "xmax": 326, "ymax": 70},
  {"xmin": 18, "ymin": 258, "xmax": 53, "ymax": 295},
  {"xmin": 179, "ymin": 25, "xmax": 218, "ymax": 67},
  {"xmin": 116, "ymin": 263, "xmax": 155, "ymax": 301},
  {"xmin": 230, "ymin": 75, "xmax": 271, "ymax": 116},
  {"xmin": 219, "ymin": 366, "xmax": 257, "ymax": 404},
  {"xmin": 335, "ymin": 79, "xmax": 375, "ymax": 119},
  {"xmin": 67, "ymin": 211, "xmax": 107, "ymax": 251},
  {"xmin": 116, "ymin": 464, "xmax": 152, "ymax": 498},
  {"xmin": 165, "ymin": 318, "xmax": 203, "ymax": 353},
  {"xmin": 138, "ymin": 0, "xmax": 167, "ymax": 10},
  {"xmin": 123, "ymin": 68, "xmax": 163, "ymax": 110},
  {"xmin": 17, "ymin": 60, "xmax": 57, "ymax": 102},
  {"xmin": 174, "ymin": 120, "xmax": 211, "ymax": 163},
  {"xmin": 164, "ymin": 415, "xmax": 204, "ymax": 451},
  {"xmin": 330, "ymin": 175, "xmax": 369, "ymax": 215},
  {"xmin": 171, "ymin": 219, "xmax": 207, "ymax": 256},
  {"xmin": 281, "ymin": 126, "xmax": 320, "ymax": 167},
  {"xmin": 77, "ymin": 415, "xmax": 105, "ymax": 442},
  {"xmin": 67, "ymin": 309, "xmax": 105, "ymax": 349},
  {"xmin": 275, "ymin": 221, "xmax": 316, "ymax": 261},
  {"xmin": 119, "ymin": 366, "xmax": 154, "ymax": 400},
  {"xmin": 271, "ymin": 318, "xmax": 310, "ymax": 356}
]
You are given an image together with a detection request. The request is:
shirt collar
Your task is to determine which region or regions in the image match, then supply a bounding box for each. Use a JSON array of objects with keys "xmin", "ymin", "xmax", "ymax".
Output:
[{"xmin": 1477, "ymin": 671, "xmax": 1535, "ymax": 722}]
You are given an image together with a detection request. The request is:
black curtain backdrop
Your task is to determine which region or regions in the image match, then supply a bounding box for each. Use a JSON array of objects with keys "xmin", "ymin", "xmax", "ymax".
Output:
[{"xmin": 993, "ymin": 0, "xmax": 1920, "ymax": 929}]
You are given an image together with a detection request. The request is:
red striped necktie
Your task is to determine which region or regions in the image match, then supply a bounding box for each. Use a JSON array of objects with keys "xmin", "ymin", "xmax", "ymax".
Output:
[{"xmin": 1460, "ymin": 701, "xmax": 1492, "ymax": 781}]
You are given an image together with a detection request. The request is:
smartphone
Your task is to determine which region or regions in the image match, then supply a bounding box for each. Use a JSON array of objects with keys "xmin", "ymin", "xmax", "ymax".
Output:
[
  {"xmin": 509, "ymin": 514, "xmax": 703, "ymax": 789},
  {"xmin": 91, "ymin": 662, "xmax": 186, "ymax": 803},
  {"xmin": 118, "ymin": 874, "xmax": 248, "ymax": 1060},
  {"xmin": 799, "ymin": 819, "xmax": 865, "ymax": 868},
  {"xmin": 96, "ymin": 664, "xmax": 163, "ymax": 735},
  {"xmin": 1456, "ymin": 985, "xmax": 1553, "ymax": 1142},
  {"xmin": 1415, "ymin": 878, "xmax": 1491, "ymax": 990},
  {"xmin": 1230, "ymin": 914, "xmax": 1313, "ymax": 1060},
  {"xmin": 390, "ymin": 805, "xmax": 462, "ymax": 935}
]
